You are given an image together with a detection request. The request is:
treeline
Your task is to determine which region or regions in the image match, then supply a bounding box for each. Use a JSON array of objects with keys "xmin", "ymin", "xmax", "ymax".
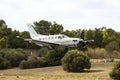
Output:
[
  {"xmin": 0, "ymin": 19, "xmax": 120, "ymax": 50},
  {"xmin": 0, "ymin": 20, "xmax": 39, "ymax": 49}
]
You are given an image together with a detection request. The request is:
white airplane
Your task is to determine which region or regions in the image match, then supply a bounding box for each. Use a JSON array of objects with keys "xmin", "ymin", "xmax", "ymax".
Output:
[{"xmin": 17, "ymin": 24, "xmax": 94, "ymax": 49}]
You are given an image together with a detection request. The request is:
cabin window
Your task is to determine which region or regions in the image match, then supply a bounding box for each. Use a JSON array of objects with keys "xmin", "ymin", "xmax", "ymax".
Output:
[
  {"xmin": 48, "ymin": 37, "xmax": 50, "ymax": 39},
  {"xmin": 51, "ymin": 37, "xmax": 54, "ymax": 39},
  {"xmin": 62, "ymin": 36, "xmax": 64, "ymax": 38},
  {"xmin": 58, "ymin": 36, "xmax": 62, "ymax": 39},
  {"xmin": 55, "ymin": 36, "xmax": 57, "ymax": 39}
]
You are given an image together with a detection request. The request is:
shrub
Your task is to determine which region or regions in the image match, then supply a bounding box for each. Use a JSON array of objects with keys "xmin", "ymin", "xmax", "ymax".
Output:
[
  {"xmin": 105, "ymin": 41, "xmax": 120, "ymax": 52},
  {"xmin": 37, "ymin": 47, "xmax": 49, "ymax": 57},
  {"xmin": 19, "ymin": 56, "xmax": 45, "ymax": 69},
  {"xmin": 86, "ymin": 48, "xmax": 107, "ymax": 59},
  {"xmin": 109, "ymin": 61, "xmax": 120, "ymax": 80},
  {"xmin": 0, "ymin": 48, "xmax": 28, "ymax": 68},
  {"xmin": 0, "ymin": 56, "xmax": 11, "ymax": 69},
  {"xmin": 43, "ymin": 47, "xmax": 67, "ymax": 66},
  {"xmin": 61, "ymin": 49, "xmax": 91, "ymax": 72},
  {"xmin": 4, "ymin": 49, "xmax": 28, "ymax": 67}
]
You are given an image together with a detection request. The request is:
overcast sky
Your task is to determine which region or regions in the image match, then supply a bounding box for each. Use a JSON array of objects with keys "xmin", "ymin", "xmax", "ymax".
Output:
[{"xmin": 0, "ymin": 0, "xmax": 120, "ymax": 31}]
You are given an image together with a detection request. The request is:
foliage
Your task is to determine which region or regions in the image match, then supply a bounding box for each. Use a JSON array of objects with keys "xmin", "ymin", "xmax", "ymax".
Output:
[
  {"xmin": 94, "ymin": 28, "xmax": 103, "ymax": 48},
  {"xmin": 86, "ymin": 48, "xmax": 107, "ymax": 59},
  {"xmin": 105, "ymin": 41, "xmax": 120, "ymax": 52},
  {"xmin": 43, "ymin": 47, "xmax": 67, "ymax": 66},
  {"xmin": 86, "ymin": 48, "xmax": 120, "ymax": 59},
  {"xmin": 109, "ymin": 61, "xmax": 120, "ymax": 80},
  {"xmin": 19, "ymin": 56, "xmax": 45, "ymax": 69},
  {"xmin": 49, "ymin": 22, "xmax": 63, "ymax": 35},
  {"xmin": 34, "ymin": 20, "xmax": 51, "ymax": 35},
  {"xmin": 0, "ymin": 48, "xmax": 28, "ymax": 69},
  {"xmin": 4, "ymin": 49, "xmax": 28, "ymax": 67},
  {"xmin": 61, "ymin": 50, "xmax": 91, "ymax": 72},
  {"xmin": 0, "ymin": 19, "xmax": 120, "ymax": 52},
  {"xmin": 0, "ymin": 38, "xmax": 6, "ymax": 48},
  {"xmin": 37, "ymin": 47, "xmax": 49, "ymax": 57},
  {"xmin": 0, "ymin": 56, "xmax": 11, "ymax": 69}
]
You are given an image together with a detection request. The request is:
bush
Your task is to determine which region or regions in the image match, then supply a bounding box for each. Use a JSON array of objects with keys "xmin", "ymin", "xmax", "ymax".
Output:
[
  {"xmin": 0, "ymin": 57, "xmax": 11, "ymax": 69},
  {"xmin": 0, "ymin": 48, "xmax": 28, "ymax": 68},
  {"xmin": 4, "ymin": 49, "xmax": 28, "ymax": 67},
  {"xmin": 0, "ymin": 51, "xmax": 11, "ymax": 69},
  {"xmin": 109, "ymin": 61, "xmax": 120, "ymax": 80},
  {"xmin": 43, "ymin": 47, "xmax": 67, "ymax": 66},
  {"xmin": 37, "ymin": 47, "xmax": 49, "ymax": 57},
  {"xmin": 19, "ymin": 56, "xmax": 45, "ymax": 69},
  {"xmin": 61, "ymin": 50, "xmax": 91, "ymax": 72},
  {"xmin": 86, "ymin": 48, "xmax": 107, "ymax": 59},
  {"xmin": 105, "ymin": 41, "xmax": 120, "ymax": 52}
]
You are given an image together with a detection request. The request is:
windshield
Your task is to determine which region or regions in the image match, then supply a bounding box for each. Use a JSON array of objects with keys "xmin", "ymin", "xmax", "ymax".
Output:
[{"xmin": 61, "ymin": 34, "xmax": 68, "ymax": 38}]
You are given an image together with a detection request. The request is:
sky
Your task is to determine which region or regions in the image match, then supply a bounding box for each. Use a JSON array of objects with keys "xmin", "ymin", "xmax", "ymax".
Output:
[{"xmin": 0, "ymin": 0, "xmax": 120, "ymax": 31}]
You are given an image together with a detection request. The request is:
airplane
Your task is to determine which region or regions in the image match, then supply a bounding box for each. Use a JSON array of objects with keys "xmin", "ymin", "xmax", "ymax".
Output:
[{"xmin": 16, "ymin": 24, "xmax": 94, "ymax": 49}]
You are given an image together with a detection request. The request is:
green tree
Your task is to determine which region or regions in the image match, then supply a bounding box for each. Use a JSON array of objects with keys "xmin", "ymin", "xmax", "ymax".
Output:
[
  {"xmin": 0, "ymin": 38, "xmax": 6, "ymax": 48},
  {"xmin": 94, "ymin": 28, "xmax": 103, "ymax": 48},
  {"xmin": 50, "ymin": 22, "xmax": 63, "ymax": 35},
  {"xmin": 80, "ymin": 29, "xmax": 85, "ymax": 40},
  {"xmin": 0, "ymin": 19, "xmax": 6, "ymax": 28},
  {"xmin": 34, "ymin": 20, "xmax": 51, "ymax": 35},
  {"xmin": 85, "ymin": 29, "xmax": 95, "ymax": 47},
  {"xmin": 63, "ymin": 30, "xmax": 77, "ymax": 37},
  {"xmin": 102, "ymin": 28, "xmax": 117, "ymax": 47}
]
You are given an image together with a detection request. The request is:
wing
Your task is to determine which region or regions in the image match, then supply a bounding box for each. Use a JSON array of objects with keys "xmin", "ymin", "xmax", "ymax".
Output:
[
  {"xmin": 16, "ymin": 36, "xmax": 60, "ymax": 47},
  {"xmin": 84, "ymin": 40, "xmax": 94, "ymax": 44},
  {"xmin": 32, "ymin": 39, "xmax": 60, "ymax": 46},
  {"xmin": 78, "ymin": 39, "xmax": 94, "ymax": 48}
]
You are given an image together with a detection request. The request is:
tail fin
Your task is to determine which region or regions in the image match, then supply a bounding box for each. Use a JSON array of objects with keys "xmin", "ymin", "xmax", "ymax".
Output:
[{"xmin": 27, "ymin": 24, "xmax": 38, "ymax": 38}]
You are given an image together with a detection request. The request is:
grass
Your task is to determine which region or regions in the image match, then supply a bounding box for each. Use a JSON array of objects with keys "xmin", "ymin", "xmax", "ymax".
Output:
[{"xmin": 0, "ymin": 62, "xmax": 114, "ymax": 80}]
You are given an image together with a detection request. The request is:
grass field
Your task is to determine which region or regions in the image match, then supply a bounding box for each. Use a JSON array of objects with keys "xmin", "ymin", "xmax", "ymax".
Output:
[{"xmin": 0, "ymin": 62, "xmax": 114, "ymax": 80}]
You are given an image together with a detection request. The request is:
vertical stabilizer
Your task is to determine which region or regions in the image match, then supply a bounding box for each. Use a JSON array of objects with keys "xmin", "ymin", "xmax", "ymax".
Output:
[{"xmin": 27, "ymin": 24, "xmax": 38, "ymax": 38}]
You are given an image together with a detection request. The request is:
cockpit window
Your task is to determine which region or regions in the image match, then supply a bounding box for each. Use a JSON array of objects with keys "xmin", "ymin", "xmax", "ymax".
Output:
[
  {"xmin": 62, "ymin": 35, "xmax": 68, "ymax": 38},
  {"xmin": 58, "ymin": 34, "xmax": 69, "ymax": 39}
]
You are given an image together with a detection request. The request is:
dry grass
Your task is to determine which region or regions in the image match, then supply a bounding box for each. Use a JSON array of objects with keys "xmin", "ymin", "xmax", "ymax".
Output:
[{"xmin": 0, "ymin": 62, "xmax": 114, "ymax": 80}]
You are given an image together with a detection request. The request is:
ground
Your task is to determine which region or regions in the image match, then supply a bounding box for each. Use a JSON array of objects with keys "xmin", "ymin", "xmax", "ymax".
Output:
[{"xmin": 0, "ymin": 62, "xmax": 114, "ymax": 80}]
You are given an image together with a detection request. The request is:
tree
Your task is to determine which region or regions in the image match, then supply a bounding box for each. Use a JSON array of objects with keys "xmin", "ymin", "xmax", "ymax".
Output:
[
  {"xmin": 63, "ymin": 30, "xmax": 74, "ymax": 37},
  {"xmin": 0, "ymin": 19, "xmax": 6, "ymax": 28},
  {"xmin": 94, "ymin": 28, "xmax": 103, "ymax": 48},
  {"xmin": 80, "ymin": 29, "xmax": 85, "ymax": 40},
  {"xmin": 20, "ymin": 31, "xmax": 30, "ymax": 38},
  {"xmin": 0, "ymin": 38, "xmax": 6, "ymax": 48},
  {"xmin": 85, "ymin": 29, "xmax": 95, "ymax": 47},
  {"xmin": 34, "ymin": 20, "xmax": 51, "ymax": 35},
  {"xmin": 49, "ymin": 22, "xmax": 63, "ymax": 35},
  {"xmin": 102, "ymin": 28, "xmax": 117, "ymax": 47}
]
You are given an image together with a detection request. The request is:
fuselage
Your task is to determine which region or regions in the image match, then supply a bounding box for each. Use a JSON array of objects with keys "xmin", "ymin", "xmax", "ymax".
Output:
[{"xmin": 32, "ymin": 34, "xmax": 83, "ymax": 47}]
